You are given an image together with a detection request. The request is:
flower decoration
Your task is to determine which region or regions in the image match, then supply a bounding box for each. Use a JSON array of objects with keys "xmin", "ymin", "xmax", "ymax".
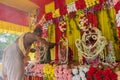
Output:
[
  {"xmin": 45, "ymin": 12, "xmax": 53, "ymax": 20},
  {"xmin": 38, "ymin": 15, "xmax": 46, "ymax": 26},
  {"xmin": 79, "ymin": 66, "xmax": 89, "ymax": 80},
  {"xmin": 84, "ymin": 0, "xmax": 99, "ymax": 8},
  {"xmin": 72, "ymin": 66, "xmax": 88, "ymax": 80},
  {"xmin": 78, "ymin": 16, "xmax": 88, "ymax": 28},
  {"xmin": 106, "ymin": 41, "xmax": 116, "ymax": 64},
  {"xmin": 75, "ymin": 0, "xmax": 86, "ymax": 10},
  {"xmin": 72, "ymin": 68, "xmax": 80, "ymax": 80},
  {"xmin": 55, "ymin": 65, "xmax": 72, "ymax": 80},
  {"xmin": 59, "ymin": 6, "xmax": 68, "ymax": 16},
  {"xmin": 114, "ymin": 1, "xmax": 120, "ymax": 13},
  {"xmin": 87, "ymin": 66, "xmax": 117, "ymax": 80},
  {"xmin": 32, "ymin": 64, "xmax": 44, "ymax": 77},
  {"xmin": 43, "ymin": 64, "xmax": 56, "ymax": 80},
  {"xmin": 58, "ymin": 18, "xmax": 67, "ymax": 33},
  {"xmin": 67, "ymin": 2, "xmax": 77, "ymax": 13}
]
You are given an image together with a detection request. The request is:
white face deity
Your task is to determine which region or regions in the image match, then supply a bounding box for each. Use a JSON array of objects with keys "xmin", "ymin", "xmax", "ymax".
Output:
[
  {"xmin": 75, "ymin": 25, "xmax": 107, "ymax": 65},
  {"xmin": 81, "ymin": 26, "xmax": 100, "ymax": 47}
]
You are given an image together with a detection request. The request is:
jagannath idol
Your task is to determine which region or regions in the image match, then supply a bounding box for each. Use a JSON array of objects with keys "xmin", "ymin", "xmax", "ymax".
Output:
[{"xmin": 75, "ymin": 24, "xmax": 108, "ymax": 66}]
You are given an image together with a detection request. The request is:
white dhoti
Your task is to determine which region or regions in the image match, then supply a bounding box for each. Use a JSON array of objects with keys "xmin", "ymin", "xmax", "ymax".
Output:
[{"xmin": 2, "ymin": 42, "xmax": 24, "ymax": 80}]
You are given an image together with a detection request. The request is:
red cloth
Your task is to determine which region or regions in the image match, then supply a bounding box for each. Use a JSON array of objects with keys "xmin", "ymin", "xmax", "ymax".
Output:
[{"xmin": 55, "ymin": 23, "xmax": 62, "ymax": 61}]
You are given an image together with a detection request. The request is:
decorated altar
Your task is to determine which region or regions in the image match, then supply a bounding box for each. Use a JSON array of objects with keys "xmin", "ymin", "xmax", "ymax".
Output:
[{"xmin": 24, "ymin": 0, "xmax": 120, "ymax": 80}]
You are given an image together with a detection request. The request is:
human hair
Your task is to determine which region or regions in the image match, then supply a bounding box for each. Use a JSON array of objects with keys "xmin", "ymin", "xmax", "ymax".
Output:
[{"xmin": 33, "ymin": 27, "xmax": 42, "ymax": 34}]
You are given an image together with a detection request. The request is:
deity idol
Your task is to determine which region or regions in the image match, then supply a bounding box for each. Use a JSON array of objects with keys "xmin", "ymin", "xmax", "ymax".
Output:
[{"xmin": 75, "ymin": 24, "xmax": 107, "ymax": 66}]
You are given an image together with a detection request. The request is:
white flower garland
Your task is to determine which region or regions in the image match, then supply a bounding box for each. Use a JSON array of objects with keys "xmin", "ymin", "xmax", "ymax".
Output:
[
  {"xmin": 58, "ymin": 37, "xmax": 68, "ymax": 64},
  {"xmin": 58, "ymin": 20, "xmax": 66, "ymax": 32}
]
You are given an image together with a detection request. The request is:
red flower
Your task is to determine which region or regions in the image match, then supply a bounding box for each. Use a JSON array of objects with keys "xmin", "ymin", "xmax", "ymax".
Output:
[
  {"xmin": 75, "ymin": 0, "xmax": 86, "ymax": 10},
  {"xmin": 114, "ymin": 1, "xmax": 120, "ymax": 13},
  {"xmin": 94, "ymin": 70, "xmax": 104, "ymax": 80},
  {"xmin": 88, "ymin": 66, "xmax": 98, "ymax": 74},
  {"xmin": 87, "ymin": 66, "xmax": 117, "ymax": 80},
  {"xmin": 59, "ymin": 6, "xmax": 68, "ymax": 16},
  {"xmin": 45, "ymin": 12, "xmax": 53, "ymax": 20}
]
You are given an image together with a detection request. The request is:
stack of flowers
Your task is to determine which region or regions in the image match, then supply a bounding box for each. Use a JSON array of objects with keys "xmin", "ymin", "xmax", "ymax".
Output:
[
  {"xmin": 87, "ymin": 66, "xmax": 117, "ymax": 80},
  {"xmin": 54, "ymin": 65, "xmax": 72, "ymax": 80},
  {"xmin": 43, "ymin": 64, "xmax": 56, "ymax": 80},
  {"xmin": 30, "ymin": 64, "xmax": 44, "ymax": 77},
  {"xmin": 72, "ymin": 66, "xmax": 88, "ymax": 80}
]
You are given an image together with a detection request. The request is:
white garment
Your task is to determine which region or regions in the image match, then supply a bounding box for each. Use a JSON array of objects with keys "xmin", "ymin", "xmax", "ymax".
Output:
[{"xmin": 2, "ymin": 42, "xmax": 24, "ymax": 80}]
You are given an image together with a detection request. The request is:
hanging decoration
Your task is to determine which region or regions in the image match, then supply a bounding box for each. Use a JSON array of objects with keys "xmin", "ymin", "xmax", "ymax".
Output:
[
  {"xmin": 29, "ymin": 8, "xmax": 39, "ymax": 29},
  {"xmin": 78, "ymin": 16, "xmax": 88, "ymax": 29},
  {"xmin": 67, "ymin": 2, "xmax": 77, "ymax": 13},
  {"xmin": 58, "ymin": 35, "xmax": 68, "ymax": 64},
  {"xmin": 84, "ymin": 0, "xmax": 99, "ymax": 8},
  {"xmin": 58, "ymin": 16, "xmax": 67, "ymax": 33},
  {"xmin": 106, "ymin": 41, "xmax": 116, "ymax": 64}
]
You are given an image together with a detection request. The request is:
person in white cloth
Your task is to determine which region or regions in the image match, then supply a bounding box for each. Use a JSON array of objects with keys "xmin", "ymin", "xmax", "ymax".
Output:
[{"xmin": 2, "ymin": 25, "xmax": 56, "ymax": 80}]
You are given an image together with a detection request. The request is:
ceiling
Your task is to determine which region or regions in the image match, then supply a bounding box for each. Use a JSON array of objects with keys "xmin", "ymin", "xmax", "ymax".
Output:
[{"xmin": 0, "ymin": 0, "xmax": 40, "ymax": 12}]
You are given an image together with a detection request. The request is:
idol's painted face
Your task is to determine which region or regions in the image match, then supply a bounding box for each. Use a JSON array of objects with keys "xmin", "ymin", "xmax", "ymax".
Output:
[{"xmin": 84, "ymin": 28, "xmax": 98, "ymax": 46}]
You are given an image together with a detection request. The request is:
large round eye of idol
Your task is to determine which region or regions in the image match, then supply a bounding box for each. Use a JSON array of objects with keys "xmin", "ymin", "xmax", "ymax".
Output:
[
  {"xmin": 92, "ymin": 34, "xmax": 97, "ymax": 40},
  {"xmin": 86, "ymin": 31, "xmax": 89, "ymax": 34}
]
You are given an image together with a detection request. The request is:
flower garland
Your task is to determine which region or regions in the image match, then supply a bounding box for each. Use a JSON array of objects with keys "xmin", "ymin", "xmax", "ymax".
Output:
[
  {"xmin": 58, "ymin": 35, "xmax": 68, "ymax": 64},
  {"xmin": 106, "ymin": 41, "xmax": 116, "ymax": 64},
  {"xmin": 58, "ymin": 17, "xmax": 67, "ymax": 33}
]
